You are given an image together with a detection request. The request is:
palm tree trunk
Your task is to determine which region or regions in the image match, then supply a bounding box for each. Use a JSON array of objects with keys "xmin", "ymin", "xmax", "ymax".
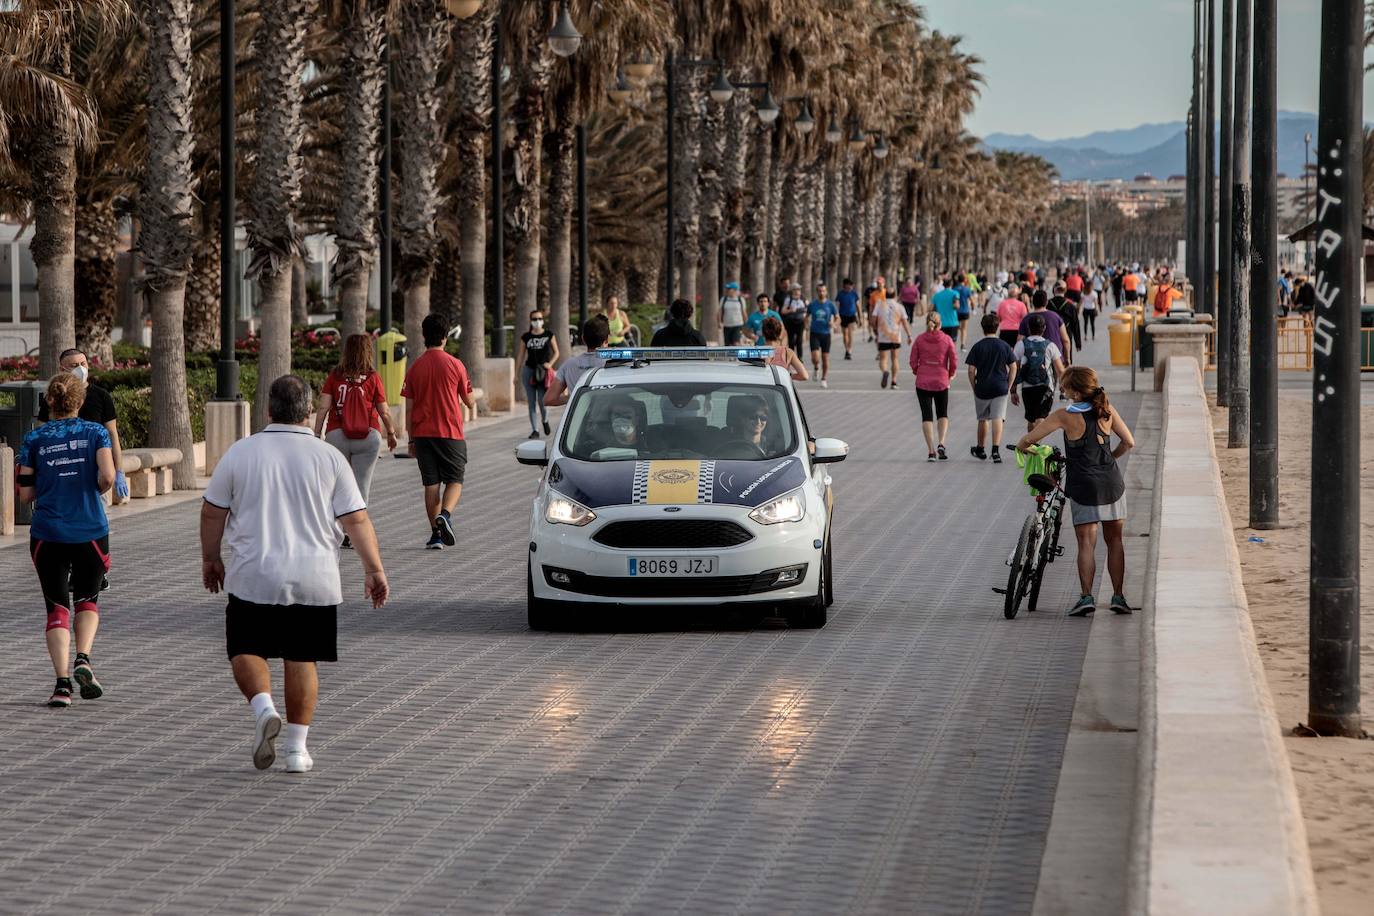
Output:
[
  {"xmin": 544, "ymin": 105, "xmax": 576, "ymax": 357},
  {"xmin": 452, "ymin": 4, "xmax": 493, "ymax": 384},
  {"xmin": 74, "ymin": 200, "xmax": 118, "ymax": 367},
  {"xmin": 765, "ymin": 134, "xmax": 785, "ymax": 292},
  {"xmin": 291, "ymin": 257, "xmax": 308, "ymax": 325},
  {"xmin": 822, "ymin": 164, "xmax": 837, "ymax": 292},
  {"xmin": 508, "ymin": 36, "xmax": 553, "ymax": 345},
  {"xmin": 184, "ymin": 211, "xmax": 220, "ymax": 352},
  {"xmin": 721, "ymin": 96, "xmax": 749, "ymax": 291},
  {"xmin": 31, "ymin": 126, "xmax": 78, "ymax": 378},
  {"xmin": 697, "ymin": 94, "xmax": 725, "ymax": 342},
  {"xmin": 745, "ymin": 124, "xmax": 772, "ymax": 297},
  {"xmin": 672, "ymin": 81, "xmax": 703, "ymax": 310},
  {"xmin": 142, "ymin": 0, "xmax": 198, "ymax": 487}
]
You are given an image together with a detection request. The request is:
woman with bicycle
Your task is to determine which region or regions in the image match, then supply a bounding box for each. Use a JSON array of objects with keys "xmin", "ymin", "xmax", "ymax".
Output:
[{"xmin": 1016, "ymin": 366, "xmax": 1134, "ymax": 616}]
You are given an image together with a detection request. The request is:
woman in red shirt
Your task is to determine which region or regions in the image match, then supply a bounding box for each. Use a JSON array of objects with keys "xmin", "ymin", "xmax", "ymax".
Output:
[
  {"xmin": 315, "ymin": 335, "xmax": 399, "ymax": 541},
  {"xmin": 909, "ymin": 312, "xmax": 960, "ymax": 461}
]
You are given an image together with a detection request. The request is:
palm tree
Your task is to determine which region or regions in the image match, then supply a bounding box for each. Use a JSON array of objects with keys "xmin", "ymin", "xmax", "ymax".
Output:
[
  {"xmin": 329, "ymin": 0, "xmax": 387, "ymax": 339},
  {"xmin": 140, "ymin": 0, "xmax": 198, "ymax": 487},
  {"xmin": 245, "ymin": 0, "xmax": 309, "ymax": 430},
  {"xmin": 394, "ymin": 0, "xmax": 450, "ymax": 354},
  {"xmin": 1, "ymin": 2, "xmax": 129, "ymax": 377}
]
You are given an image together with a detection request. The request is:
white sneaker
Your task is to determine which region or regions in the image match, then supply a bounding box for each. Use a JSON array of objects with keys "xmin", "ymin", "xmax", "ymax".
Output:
[
  {"xmin": 252, "ymin": 708, "xmax": 283, "ymax": 770},
  {"xmin": 284, "ymin": 749, "xmax": 314, "ymax": 773},
  {"xmin": 820, "ymin": 379, "xmax": 828, "ymax": 389}
]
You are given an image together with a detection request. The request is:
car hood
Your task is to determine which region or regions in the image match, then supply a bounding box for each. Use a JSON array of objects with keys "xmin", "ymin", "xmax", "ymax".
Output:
[{"xmin": 549, "ymin": 457, "xmax": 807, "ymax": 509}]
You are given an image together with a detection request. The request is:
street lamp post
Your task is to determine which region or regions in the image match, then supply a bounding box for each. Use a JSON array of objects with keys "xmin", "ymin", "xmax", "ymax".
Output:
[
  {"xmin": 379, "ymin": 38, "xmax": 392, "ymax": 334},
  {"xmin": 490, "ymin": 16, "xmax": 504, "ymax": 355},
  {"xmin": 1304, "ymin": 130, "xmax": 1313, "ymax": 269},
  {"xmin": 1250, "ymin": 0, "xmax": 1278, "ymax": 528},
  {"xmin": 215, "ymin": 0, "xmax": 238, "ymax": 401}
]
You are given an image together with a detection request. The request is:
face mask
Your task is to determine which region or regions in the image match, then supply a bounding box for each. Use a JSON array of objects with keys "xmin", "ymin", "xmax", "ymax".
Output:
[
  {"xmin": 612, "ymin": 417, "xmax": 634, "ymax": 438},
  {"xmin": 531, "ymin": 321, "xmax": 544, "ymax": 331},
  {"xmin": 69, "ymin": 365, "xmax": 89, "ymax": 382}
]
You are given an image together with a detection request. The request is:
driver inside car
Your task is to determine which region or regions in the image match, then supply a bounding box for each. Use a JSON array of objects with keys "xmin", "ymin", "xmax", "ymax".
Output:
[{"xmin": 723, "ymin": 395, "xmax": 772, "ymax": 454}]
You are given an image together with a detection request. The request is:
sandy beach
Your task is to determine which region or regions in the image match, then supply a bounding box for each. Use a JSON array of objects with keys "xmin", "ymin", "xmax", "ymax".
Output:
[{"xmin": 1213, "ymin": 394, "xmax": 1374, "ymax": 916}]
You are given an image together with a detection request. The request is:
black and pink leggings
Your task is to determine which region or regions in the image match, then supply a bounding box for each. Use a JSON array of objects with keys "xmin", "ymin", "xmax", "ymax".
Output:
[{"xmin": 30, "ymin": 537, "xmax": 109, "ymax": 630}]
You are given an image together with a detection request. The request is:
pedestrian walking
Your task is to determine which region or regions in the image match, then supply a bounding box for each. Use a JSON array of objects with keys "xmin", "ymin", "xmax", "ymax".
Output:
[
  {"xmin": 807, "ymin": 284, "xmax": 839, "ymax": 387},
  {"xmin": 746, "ymin": 294, "xmax": 782, "ymax": 345},
  {"xmin": 315, "ymin": 335, "xmax": 399, "ymax": 548},
  {"xmin": 996, "ymin": 283, "xmax": 1028, "ymax": 348},
  {"xmin": 720, "ymin": 281, "xmax": 748, "ymax": 345},
  {"xmin": 931, "ymin": 279, "xmax": 960, "ymax": 345},
  {"xmin": 601, "ymin": 295, "xmax": 629, "ymax": 346},
  {"xmin": 650, "ymin": 299, "xmax": 708, "ymax": 346},
  {"xmin": 780, "ymin": 284, "xmax": 809, "ymax": 357},
  {"xmin": 865, "ymin": 276, "xmax": 889, "ymax": 342},
  {"xmin": 762, "ymin": 316, "xmax": 809, "ymax": 381},
  {"xmin": 516, "ymin": 309, "xmax": 560, "ymax": 440},
  {"xmin": 1018, "ymin": 289, "xmax": 1072, "ymax": 357},
  {"xmin": 954, "ymin": 271, "xmax": 974, "ymax": 349},
  {"xmin": 898, "ymin": 276, "xmax": 920, "ymax": 323},
  {"xmin": 874, "ymin": 295, "xmax": 912, "ymax": 390},
  {"xmin": 1049, "ymin": 282, "xmax": 1081, "ymax": 360},
  {"xmin": 1011, "ymin": 313, "xmax": 1066, "ymax": 433},
  {"xmin": 1016, "ymin": 366, "xmax": 1135, "ymax": 617},
  {"xmin": 909, "ymin": 311, "xmax": 958, "ymax": 461},
  {"xmin": 201, "ymin": 375, "xmax": 389, "ymax": 773},
  {"xmin": 836, "ymin": 278, "xmax": 860, "ymax": 359},
  {"xmin": 1080, "ymin": 286, "xmax": 1099, "ymax": 340},
  {"xmin": 18, "ymin": 372, "xmax": 116, "ymax": 708},
  {"xmin": 547, "ymin": 315, "xmax": 609, "ymax": 407},
  {"xmin": 401, "ymin": 313, "xmax": 476, "ymax": 550},
  {"xmin": 965, "ymin": 313, "xmax": 1018, "ymax": 463},
  {"xmin": 37, "ymin": 348, "xmax": 128, "ymax": 503}
]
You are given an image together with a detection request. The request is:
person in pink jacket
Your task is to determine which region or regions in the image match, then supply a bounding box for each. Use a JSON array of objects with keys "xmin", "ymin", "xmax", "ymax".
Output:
[{"xmin": 910, "ymin": 311, "xmax": 960, "ymax": 461}]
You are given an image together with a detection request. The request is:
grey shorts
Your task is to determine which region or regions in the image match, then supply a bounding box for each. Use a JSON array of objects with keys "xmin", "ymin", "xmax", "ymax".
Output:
[
  {"xmin": 974, "ymin": 396, "xmax": 1008, "ymax": 421},
  {"xmin": 1070, "ymin": 494, "xmax": 1127, "ymax": 526}
]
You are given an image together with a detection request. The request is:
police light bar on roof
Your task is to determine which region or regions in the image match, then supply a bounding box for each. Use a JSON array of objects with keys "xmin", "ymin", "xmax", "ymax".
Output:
[{"xmin": 596, "ymin": 347, "xmax": 775, "ymax": 363}]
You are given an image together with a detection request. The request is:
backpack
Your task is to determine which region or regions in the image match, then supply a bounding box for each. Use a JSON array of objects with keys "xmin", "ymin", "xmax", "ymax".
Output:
[
  {"xmin": 1153, "ymin": 284, "xmax": 1174, "ymax": 313},
  {"xmin": 337, "ymin": 374, "xmax": 375, "ymax": 439},
  {"xmin": 1021, "ymin": 338, "xmax": 1050, "ymax": 388}
]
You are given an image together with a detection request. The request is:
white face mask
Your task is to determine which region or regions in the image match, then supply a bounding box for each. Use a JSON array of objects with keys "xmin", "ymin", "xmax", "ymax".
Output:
[
  {"xmin": 612, "ymin": 417, "xmax": 635, "ymax": 439},
  {"xmin": 69, "ymin": 365, "xmax": 89, "ymax": 382},
  {"xmin": 531, "ymin": 321, "xmax": 544, "ymax": 331}
]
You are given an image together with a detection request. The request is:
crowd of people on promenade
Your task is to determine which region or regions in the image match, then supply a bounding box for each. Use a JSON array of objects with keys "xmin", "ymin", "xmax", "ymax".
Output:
[{"xmin": 16, "ymin": 258, "xmax": 1146, "ymax": 771}]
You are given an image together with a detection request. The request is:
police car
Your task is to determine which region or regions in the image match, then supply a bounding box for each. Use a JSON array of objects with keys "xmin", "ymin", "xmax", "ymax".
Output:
[{"xmin": 515, "ymin": 347, "xmax": 849, "ymax": 630}]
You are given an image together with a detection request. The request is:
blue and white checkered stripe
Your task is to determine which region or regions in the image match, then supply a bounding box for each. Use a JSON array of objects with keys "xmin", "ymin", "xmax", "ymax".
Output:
[
  {"xmin": 697, "ymin": 461, "xmax": 715, "ymax": 504},
  {"xmin": 631, "ymin": 461, "xmax": 650, "ymax": 505}
]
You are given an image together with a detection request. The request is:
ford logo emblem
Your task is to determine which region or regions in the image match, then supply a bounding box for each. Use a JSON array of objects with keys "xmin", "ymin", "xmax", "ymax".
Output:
[{"xmin": 663, "ymin": 506, "xmax": 681, "ymax": 512}]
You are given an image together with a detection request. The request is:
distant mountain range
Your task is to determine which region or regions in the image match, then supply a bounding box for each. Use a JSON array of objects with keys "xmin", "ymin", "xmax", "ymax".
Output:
[{"xmin": 984, "ymin": 111, "xmax": 1323, "ymax": 181}]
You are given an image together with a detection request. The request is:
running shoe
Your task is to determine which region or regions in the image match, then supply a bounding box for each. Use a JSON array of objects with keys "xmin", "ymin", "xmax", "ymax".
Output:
[
  {"xmin": 542, "ymin": 420, "xmax": 551, "ymax": 435},
  {"xmin": 1067, "ymin": 595, "xmax": 1097, "ymax": 617},
  {"xmin": 970, "ymin": 446, "xmax": 987, "ymax": 461},
  {"xmin": 48, "ymin": 679, "xmax": 73, "ymax": 708},
  {"xmin": 1110, "ymin": 594, "xmax": 1132, "ymax": 615},
  {"xmin": 880, "ymin": 371, "xmax": 889, "ymax": 389},
  {"xmin": 252, "ymin": 707, "xmax": 282, "ymax": 770},
  {"xmin": 937, "ymin": 445, "xmax": 948, "ymax": 461},
  {"xmin": 284, "ymin": 749, "xmax": 314, "ymax": 774},
  {"xmin": 435, "ymin": 510, "xmax": 457, "ymax": 547},
  {"xmin": 73, "ymin": 658, "xmax": 102, "ymax": 700},
  {"xmin": 528, "ymin": 430, "xmax": 541, "ymax": 440},
  {"xmin": 425, "ymin": 531, "xmax": 445, "ymax": 550},
  {"xmin": 926, "ymin": 453, "xmax": 937, "ymax": 462},
  {"xmin": 991, "ymin": 447, "xmax": 1003, "ymax": 464},
  {"xmin": 844, "ymin": 351, "xmax": 852, "ymax": 360},
  {"xmin": 820, "ymin": 379, "xmax": 828, "ymax": 389}
]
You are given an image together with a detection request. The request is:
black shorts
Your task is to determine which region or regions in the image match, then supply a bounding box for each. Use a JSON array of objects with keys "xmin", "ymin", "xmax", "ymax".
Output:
[
  {"xmin": 810, "ymin": 333, "xmax": 832, "ymax": 354},
  {"xmin": 414, "ymin": 437, "xmax": 467, "ymax": 486},
  {"xmin": 941, "ymin": 327, "xmax": 959, "ymax": 343},
  {"xmin": 226, "ymin": 594, "xmax": 337, "ymax": 662},
  {"xmin": 840, "ymin": 314, "xmax": 858, "ymax": 327},
  {"xmin": 877, "ymin": 341, "xmax": 901, "ymax": 352},
  {"xmin": 916, "ymin": 387, "xmax": 949, "ymax": 423},
  {"xmin": 1066, "ymin": 289, "xmax": 1082, "ymax": 303},
  {"xmin": 998, "ymin": 329, "xmax": 1020, "ymax": 348},
  {"xmin": 1124, "ymin": 289, "xmax": 1139, "ymax": 303},
  {"xmin": 30, "ymin": 536, "xmax": 109, "ymax": 614},
  {"xmin": 1022, "ymin": 385, "xmax": 1054, "ymax": 422}
]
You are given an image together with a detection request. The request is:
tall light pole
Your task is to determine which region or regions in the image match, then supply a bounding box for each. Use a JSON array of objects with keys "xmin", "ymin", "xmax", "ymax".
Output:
[
  {"xmin": 1250, "ymin": 0, "xmax": 1278, "ymax": 528},
  {"xmin": 1228, "ymin": 0, "xmax": 1252, "ymax": 449},
  {"xmin": 1307, "ymin": 0, "xmax": 1363, "ymax": 738},
  {"xmin": 1304, "ymin": 130, "xmax": 1313, "ymax": 269},
  {"xmin": 490, "ymin": 16, "xmax": 504, "ymax": 355},
  {"xmin": 1202, "ymin": 0, "xmax": 1216, "ymax": 314},
  {"xmin": 1217, "ymin": 0, "xmax": 1235, "ymax": 405},
  {"xmin": 378, "ymin": 38, "xmax": 392, "ymax": 334},
  {"xmin": 214, "ymin": 0, "xmax": 238, "ymax": 401}
]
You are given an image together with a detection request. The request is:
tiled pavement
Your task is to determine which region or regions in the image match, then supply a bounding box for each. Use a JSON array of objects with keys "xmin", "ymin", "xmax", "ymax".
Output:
[{"xmin": 0, "ymin": 330, "xmax": 1140, "ymax": 915}]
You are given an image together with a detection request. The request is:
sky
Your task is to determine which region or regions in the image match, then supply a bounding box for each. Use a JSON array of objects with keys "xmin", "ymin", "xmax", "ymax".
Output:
[{"xmin": 918, "ymin": 0, "xmax": 1374, "ymax": 140}]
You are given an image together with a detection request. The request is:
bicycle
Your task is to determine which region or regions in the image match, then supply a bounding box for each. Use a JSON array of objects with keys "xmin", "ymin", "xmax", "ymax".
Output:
[{"xmin": 996, "ymin": 446, "xmax": 1067, "ymax": 619}]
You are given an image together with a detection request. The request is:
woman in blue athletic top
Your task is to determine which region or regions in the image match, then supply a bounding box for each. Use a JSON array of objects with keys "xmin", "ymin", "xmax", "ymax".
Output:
[{"xmin": 18, "ymin": 372, "xmax": 116, "ymax": 708}]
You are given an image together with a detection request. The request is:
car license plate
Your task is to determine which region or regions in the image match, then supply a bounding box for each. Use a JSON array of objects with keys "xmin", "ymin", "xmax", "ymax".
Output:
[{"xmin": 627, "ymin": 556, "xmax": 718, "ymax": 577}]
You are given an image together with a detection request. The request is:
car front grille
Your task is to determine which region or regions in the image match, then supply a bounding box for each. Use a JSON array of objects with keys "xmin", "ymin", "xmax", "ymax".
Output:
[
  {"xmin": 592, "ymin": 519, "xmax": 755, "ymax": 550},
  {"xmin": 542, "ymin": 564, "xmax": 806, "ymax": 599}
]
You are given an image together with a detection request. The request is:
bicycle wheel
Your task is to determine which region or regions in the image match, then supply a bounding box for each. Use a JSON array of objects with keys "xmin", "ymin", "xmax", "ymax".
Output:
[
  {"xmin": 1004, "ymin": 514, "xmax": 1038, "ymax": 619},
  {"xmin": 1027, "ymin": 531, "xmax": 1051, "ymax": 612}
]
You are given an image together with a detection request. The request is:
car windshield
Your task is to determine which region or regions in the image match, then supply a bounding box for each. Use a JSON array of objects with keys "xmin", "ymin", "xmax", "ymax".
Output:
[{"xmin": 562, "ymin": 382, "xmax": 797, "ymax": 461}]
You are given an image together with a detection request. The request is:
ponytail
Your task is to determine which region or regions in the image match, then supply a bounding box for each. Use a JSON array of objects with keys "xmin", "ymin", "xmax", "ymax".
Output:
[
  {"xmin": 1061, "ymin": 365, "xmax": 1111, "ymax": 422},
  {"xmin": 1089, "ymin": 384, "xmax": 1112, "ymax": 423}
]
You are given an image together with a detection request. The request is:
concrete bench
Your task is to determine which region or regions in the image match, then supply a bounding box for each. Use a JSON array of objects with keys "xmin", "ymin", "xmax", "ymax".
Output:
[{"xmin": 121, "ymin": 447, "xmax": 183, "ymax": 499}]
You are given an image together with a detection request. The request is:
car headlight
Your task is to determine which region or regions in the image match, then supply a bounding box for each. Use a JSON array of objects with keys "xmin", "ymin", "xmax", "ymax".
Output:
[
  {"xmin": 545, "ymin": 493, "xmax": 597, "ymax": 527},
  {"xmin": 749, "ymin": 489, "xmax": 806, "ymax": 525}
]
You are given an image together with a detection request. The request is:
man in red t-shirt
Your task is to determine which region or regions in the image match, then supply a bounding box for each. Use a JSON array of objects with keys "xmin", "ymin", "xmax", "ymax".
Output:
[
  {"xmin": 1063, "ymin": 269, "xmax": 1083, "ymax": 305},
  {"xmin": 400, "ymin": 313, "xmax": 476, "ymax": 549}
]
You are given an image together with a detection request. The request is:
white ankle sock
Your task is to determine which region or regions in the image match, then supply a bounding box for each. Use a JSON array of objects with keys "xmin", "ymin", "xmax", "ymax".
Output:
[
  {"xmin": 250, "ymin": 692, "xmax": 276, "ymax": 719},
  {"xmin": 284, "ymin": 723, "xmax": 309, "ymax": 752}
]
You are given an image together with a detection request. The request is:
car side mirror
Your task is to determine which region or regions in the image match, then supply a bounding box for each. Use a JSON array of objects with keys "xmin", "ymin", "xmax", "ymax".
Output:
[
  {"xmin": 812, "ymin": 437, "xmax": 848, "ymax": 463},
  {"xmin": 515, "ymin": 440, "xmax": 549, "ymax": 466}
]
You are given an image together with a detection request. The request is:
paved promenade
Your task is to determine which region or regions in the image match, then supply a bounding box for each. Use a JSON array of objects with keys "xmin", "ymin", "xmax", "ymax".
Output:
[{"xmin": 0, "ymin": 332, "xmax": 1139, "ymax": 914}]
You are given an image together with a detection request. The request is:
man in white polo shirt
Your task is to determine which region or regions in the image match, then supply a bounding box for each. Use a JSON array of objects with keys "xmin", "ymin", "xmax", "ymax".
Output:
[{"xmin": 200, "ymin": 375, "xmax": 389, "ymax": 774}]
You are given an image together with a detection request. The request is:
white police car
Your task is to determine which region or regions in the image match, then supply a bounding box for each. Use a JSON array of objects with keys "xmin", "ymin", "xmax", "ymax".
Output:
[{"xmin": 515, "ymin": 347, "xmax": 848, "ymax": 629}]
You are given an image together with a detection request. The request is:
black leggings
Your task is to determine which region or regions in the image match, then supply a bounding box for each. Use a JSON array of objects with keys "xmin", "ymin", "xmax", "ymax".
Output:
[
  {"xmin": 31, "ymin": 536, "xmax": 109, "ymax": 621},
  {"xmin": 784, "ymin": 319, "xmax": 806, "ymax": 357},
  {"xmin": 1083, "ymin": 311, "xmax": 1097, "ymax": 336},
  {"xmin": 916, "ymin": 387, "xmax": 950, "ymax": 423}
]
